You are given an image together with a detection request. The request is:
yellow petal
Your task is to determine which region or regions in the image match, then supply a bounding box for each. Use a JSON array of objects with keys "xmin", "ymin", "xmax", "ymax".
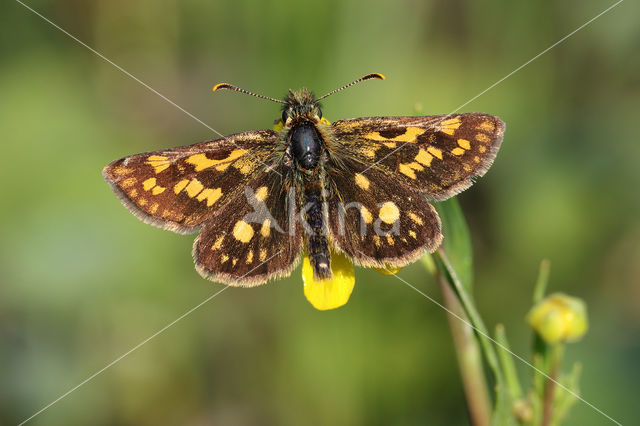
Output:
[{"xmin": 302, "ymin": 251, "xmax": 355, "ymax": 311}]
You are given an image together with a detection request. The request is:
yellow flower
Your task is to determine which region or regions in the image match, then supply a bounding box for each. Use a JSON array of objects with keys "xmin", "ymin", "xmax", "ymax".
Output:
[
  {"xmin": 527, "ymin": 293, "xmax": 588, "ymax": 344},
  {"xmin": 302, "ymin": 251, "xmax": 355, "ymax": 311}
]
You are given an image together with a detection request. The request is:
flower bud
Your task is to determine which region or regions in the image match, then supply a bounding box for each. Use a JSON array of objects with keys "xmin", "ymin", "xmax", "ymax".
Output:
[{"xmin": 527, "ymin": 293, "xmax": 588, "ymax": 344}]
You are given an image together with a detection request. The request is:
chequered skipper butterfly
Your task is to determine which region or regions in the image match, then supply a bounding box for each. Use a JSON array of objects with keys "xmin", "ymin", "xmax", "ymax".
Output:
[{"xmin": 103, "ymin": 74, "xmax": 504, "ymax": 286}]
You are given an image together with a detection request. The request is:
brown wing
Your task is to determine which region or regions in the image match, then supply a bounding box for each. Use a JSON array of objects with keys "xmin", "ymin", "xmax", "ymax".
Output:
[
  {"xmin": 193, "ymin": 166, "xmax": 302, "ymax": 287},
  {"xmin": 326, "ymin": 157, "xmax": 442, "ymax": 268},
  {"xmin": 330, "ymin": 113, "xmax": 504, "ymax": 200},
  {"xmin": 103, "ymin": 130, "xmax": 280, "ymax": 234}
]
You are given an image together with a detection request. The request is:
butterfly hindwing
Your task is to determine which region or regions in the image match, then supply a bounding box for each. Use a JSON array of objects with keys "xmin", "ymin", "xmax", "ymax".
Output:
[
  {"xmin": 326, "ymin": 157, "xmax": 442, "ymax": 268},
  {"xmin": 330, "ymin": 113, "xmax": 504, "ymax": 200},
  {"xmin": 103, "ymin": 130, "xmax": 279, "ymax": 234},
  {"xmin": 193, "ymin": 166, "xmax": 303, "ymax": 287}
]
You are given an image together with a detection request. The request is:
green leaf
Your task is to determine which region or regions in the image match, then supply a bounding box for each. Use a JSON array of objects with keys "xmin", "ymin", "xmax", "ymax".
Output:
[
  {"xmin": 495, "ymin": 324, "xmax": 523, "ymax": 400},
  {"xmin": 435, "ymin": 198, "xmax": 473, "ymax": 293}
]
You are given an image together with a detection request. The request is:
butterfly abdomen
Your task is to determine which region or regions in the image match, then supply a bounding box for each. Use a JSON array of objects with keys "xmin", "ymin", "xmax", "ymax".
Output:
[{"xmin": 303, "ymin": 183, "xmax": 332, "ymax": 280}]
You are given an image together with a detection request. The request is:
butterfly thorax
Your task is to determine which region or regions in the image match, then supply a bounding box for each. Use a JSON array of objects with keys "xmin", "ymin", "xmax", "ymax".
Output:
[{"xmin": 282, "ymin": 88, "xmax": 324, "ymax": 171}]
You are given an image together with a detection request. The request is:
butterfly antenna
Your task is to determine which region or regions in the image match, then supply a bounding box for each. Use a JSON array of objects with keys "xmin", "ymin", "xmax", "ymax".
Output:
[
  {"xmin": 314, "ymin": 73, "xmax": 386, "ymax": 101},
  {"xmin": 212, "ymin": 83, "xmax": 287, "ymax": 104}
]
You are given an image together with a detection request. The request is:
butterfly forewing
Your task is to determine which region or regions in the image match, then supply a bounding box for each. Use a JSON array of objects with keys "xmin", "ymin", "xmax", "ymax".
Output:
[
  {"xmin": 326, "ymin": 157, "xmax": 442, "ymax": 268},
  {"xmin": 102, "ymin": 130, "xmax": 279, "ymax": 234},
  {"xmin": 193, "ymin": 166, "xmax": 302, "ymax": 286},
  {"xmin": 331, "ymin": 113, "xmax": 504, "ymax": 200}
]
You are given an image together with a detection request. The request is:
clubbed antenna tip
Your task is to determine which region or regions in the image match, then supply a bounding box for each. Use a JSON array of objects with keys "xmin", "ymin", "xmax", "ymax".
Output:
[
  {"xmin": 315, "ymin": 73, "xmax": 386, "ymax": 101},
  {"xmin": 212, "ymin": 83, "xmax": 286, "ymax": 104}
]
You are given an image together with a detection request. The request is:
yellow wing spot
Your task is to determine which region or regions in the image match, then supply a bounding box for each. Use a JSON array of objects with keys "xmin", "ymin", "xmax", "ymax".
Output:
[
  {"xmin": 146, "ymin": 155, "xmax": 170, "ymax": 174},
  {"xmin": 408, "ymin": 212, "xmax": 423, "ymax": 225},
  {"xmin": 255, "ymin": 186, "xmax": 268, "ymax": 201},
  {"xmin": 427, "ymin": 147, "xmax": 443, "ymax": 160},
  {"xmin": 365, "ymin": 126, "xmax": 426, "ymax": 143},
  {"xmin": 211, "ymin": 235, "xmax": 224, "ymax": 250},
  {"xmin": 383, "ymin": 142, "xmax": 396, "ymax": 148},
  {"xmin": 232, "ymin": 220, "xmax": 254, "ymax": 243},
  {"xmin": 150, "ymin": 202, "xmax": 159, "ymax": 214},
  {"xmin": 379, "ymin": 201, "xmax": 400, "ymax": 224},
  {"xmin": 128, "ymin": 188, "xmax": 138, "ymax": 198},
  {"xmin": 451, "ymin": 147, "xmax": 466, "ymax": 156},
  {"xmin": 386, "ymin": 235, "xmax": 395, "ymax": 246},
  {"xmin": 439, "ymin": 117, "xmax": 462, "ymax": 135},
  {"xmin": 399, "ymin": 162, "xmax": 424, "ymax": 179},
  {"xmin": 261, "ymin": 219, "xmax": 271, "ymax": 237},
  {"xmin": 173, "ymin": 179, "xmax": 189, "ymax": 194},
  {"xmin": 142, "ymin": 177, "xmax": 156, "ymax": 191},
  {"xmin": 246, "ymin": 250, "xmax": 254, "ymax": 264},
  {"xmin": 458, "ymin": 139, "xmax": 471, "ymax": 150},
  {"xmin": 232, "ymin": 258, "xmax": 238, "ymax": 266},
  {"xmin": 259, "ymin": 248, "xmax": 267, "ymax": 262},
  {"xmin": 121, "ymin": 177, "xmax": 137, "ymax": 188},
  {"xmin": 478, "ymin": 145, "xmax": 487, "ymax": 153},
  {"xmin": 233, "ymin": 157, "xmax": 254, "ymax": 175},
  {"xmin": 186, "ymin": 149, "xmax": 246, "ymax": 172},
  {"xmin": 151, "ymin": 185, "xmax": 166, "ymax": 195},
  {"xmin": 355, "ymin": 173, "xmax": 370, "ymax": 190},
  {"xmin": 463, "ymin": 164, "xmax": 473, "ymax": 172},
  {"xmin": 361, "ymin": 206, "xmax": 373, "ymax": 224},
  {"xmin": 112, "ymin": 166, "xmax": 133, "ymax": 177},
  {"xmin": 373, "ymin": 235, "xmax": 381, "ymax": 248},
  {"xmin": 358, "ymin": 146, "xmax": 378, "ymax": 159},
  {"xmin": 139, "ymin": 198, "xmax": 148, "ymax": 207},
  {"xmin": 161, "ymin": 209, "xmax": 171, "ymax": 219},
  {"xmin": 409, "ymin": 230, "xmax": 417, "ymax": 239},
  {"xmin": 196, "ymin": 188, "xmax": 223, "ymax": 206},
  {"xmin": 476, "ymin": 133, "xmax": 491, "ymax": 143},
  {"xmin": 478, "ymin": 119, "xmax": 495, "ymax": 132},
  {"xmin": 185, "ymin": 179, "xmax": 204, "ymax": 198},
  {"xmin": 415, "ymin": 149, "xmax": 433, "ymax": 167},
  {"xmin": 221, "ymin": 254, "xmax": 229, "ymax": 263},
  {"xmin": 474, "ymin": 156, "xmax": 481, "ymax": 163}
]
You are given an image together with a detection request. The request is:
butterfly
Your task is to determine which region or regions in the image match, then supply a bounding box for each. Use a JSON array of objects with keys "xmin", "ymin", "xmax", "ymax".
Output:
[{"xmin": 103, "ymin": 73, "xmax": 504, "ymax": 286}]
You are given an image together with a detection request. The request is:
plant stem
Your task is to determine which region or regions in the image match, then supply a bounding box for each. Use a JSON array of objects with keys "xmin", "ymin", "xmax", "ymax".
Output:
[
  {"xmin": 436, "ymin": 250, "xmax": 504, "ymax": 385},
  {"xmin": 542, "ymin": 344, "xmax": 564, "ymax": 426},
  {"xmin": 440, "ymin": 275, "xmax": 492, "ymax": 426}
]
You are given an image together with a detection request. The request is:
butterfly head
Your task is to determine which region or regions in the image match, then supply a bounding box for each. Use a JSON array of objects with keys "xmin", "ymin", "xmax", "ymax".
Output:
[{"xmin": 281, "ymin": 88, "xmax": 322, "ymax": 127}]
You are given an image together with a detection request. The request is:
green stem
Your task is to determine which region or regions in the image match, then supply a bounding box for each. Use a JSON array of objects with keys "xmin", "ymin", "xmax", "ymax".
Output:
[
  {"xmin": 439, "ymin": 275, "xmax": 492, "ymax": 426},
  {"xmin": 541, "ymin": 344, "xmax": 564, "ymax": 426}
]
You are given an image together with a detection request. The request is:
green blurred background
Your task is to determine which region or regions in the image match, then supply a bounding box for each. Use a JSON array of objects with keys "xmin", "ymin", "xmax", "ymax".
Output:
[{"xmin": 1, "ymin": 0, "xmax": 638, "ymax": 425}]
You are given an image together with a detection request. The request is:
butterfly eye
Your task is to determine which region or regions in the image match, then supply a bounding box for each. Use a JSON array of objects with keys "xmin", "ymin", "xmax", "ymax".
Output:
[
  {"xmin": 282, "ymin": 108, "xmax": 289, "ymax": 123},
  {"xmin": 316, "ymin": 107, "xmax": 322, "ymax": 119}
]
